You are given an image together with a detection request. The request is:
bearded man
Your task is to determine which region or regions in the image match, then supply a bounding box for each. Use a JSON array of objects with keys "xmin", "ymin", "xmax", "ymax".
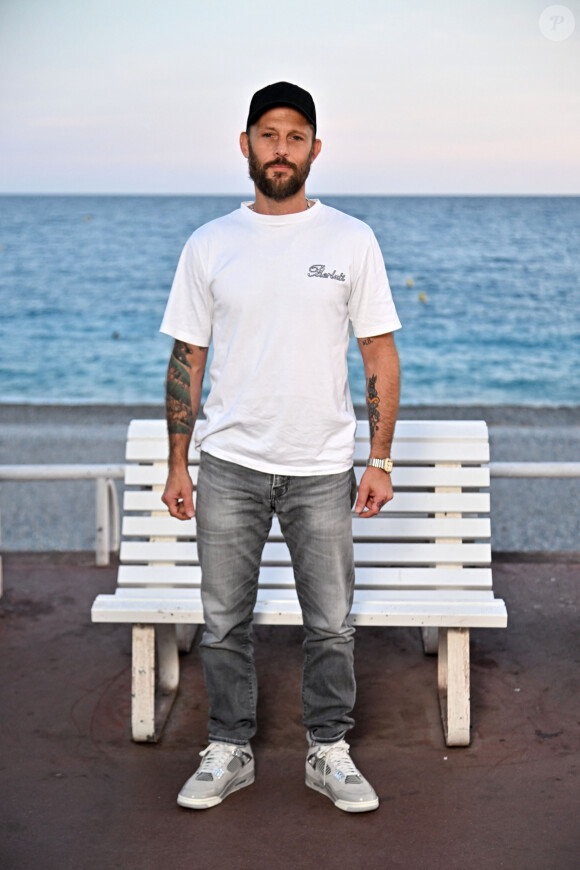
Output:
[{"xmin": 160, "ymin": 81, "xmax": 401, "ymax": 813}]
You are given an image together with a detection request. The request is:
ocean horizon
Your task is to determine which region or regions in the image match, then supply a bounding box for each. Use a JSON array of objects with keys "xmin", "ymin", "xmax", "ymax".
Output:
[{"xmin": 1, "ymin": 194, "xmax": 578, "ymax": 407}]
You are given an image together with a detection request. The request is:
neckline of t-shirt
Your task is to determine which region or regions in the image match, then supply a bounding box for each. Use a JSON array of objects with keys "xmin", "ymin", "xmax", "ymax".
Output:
[{"xmin": 240, "ymin": 199, "xmax": 321, "ymax": 225}]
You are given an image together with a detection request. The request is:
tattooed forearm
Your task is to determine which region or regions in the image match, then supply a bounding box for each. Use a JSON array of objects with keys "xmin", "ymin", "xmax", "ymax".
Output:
[
  {"xmin": 366, "ymin": 373, "xmax": 380, "ymax": 440},
  {"xmin": 358, "ymin": 332, "xmax": 400, "ymax": 456},
  {"xmin": 166, "ymin": 340, "xmax": 194, "ymax": 435},
  {"xmin": 360, "ymin": 337, "xmax": 374, "ymax": 346}
]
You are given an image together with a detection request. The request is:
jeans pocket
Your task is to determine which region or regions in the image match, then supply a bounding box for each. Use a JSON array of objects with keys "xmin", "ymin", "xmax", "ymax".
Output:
[{"xmin": 349, "ymin": 466, "xmax": 357, "ymax": 508}]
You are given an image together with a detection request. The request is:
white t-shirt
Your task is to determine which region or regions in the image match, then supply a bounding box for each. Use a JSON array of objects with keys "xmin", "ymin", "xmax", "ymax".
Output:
[{"xmin": 160, "ymin": 199, "xmax": 401, "ymax": 475}]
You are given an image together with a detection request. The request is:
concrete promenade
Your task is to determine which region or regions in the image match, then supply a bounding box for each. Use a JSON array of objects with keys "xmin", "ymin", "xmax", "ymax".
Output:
[
  {"xmin": 1, "ymin": 403, "xmax": 579, "ymax": 552},
  {"xmin": 0, "ymin": 551, "xmax": 578, "ymax": 870}
]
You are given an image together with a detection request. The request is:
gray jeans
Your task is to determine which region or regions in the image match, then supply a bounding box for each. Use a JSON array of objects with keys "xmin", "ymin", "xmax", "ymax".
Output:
[{"xmin": 196, "ymin": 451, "xmax": 358, "ymax": 746}]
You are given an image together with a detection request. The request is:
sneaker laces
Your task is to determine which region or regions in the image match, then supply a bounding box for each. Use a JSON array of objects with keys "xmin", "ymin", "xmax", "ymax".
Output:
[
  {"xmin": 195, "ymin": 742, "xmax": 246, "ymax": 782},
  {"xmin": 311, "ymin": 739, "xmax": 361, "ymax": 786}
]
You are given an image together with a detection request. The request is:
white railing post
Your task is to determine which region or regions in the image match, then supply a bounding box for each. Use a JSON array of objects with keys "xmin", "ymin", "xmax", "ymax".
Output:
[
  {"xmin": 107, "ymin": 478, "xmax": 120, "ymax": 554},
  {"xmin": 95, "ymin": 477, "xmax": 110, "ymax": 566}
]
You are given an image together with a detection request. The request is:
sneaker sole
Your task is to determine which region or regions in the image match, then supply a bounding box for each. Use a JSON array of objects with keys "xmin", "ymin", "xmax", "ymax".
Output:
[
  {"xmin": 177, "ymin": 772, "xmax": 255, "ymax": 810},
  {"xmin": 306, "ymin": 779, "xmax": 379, "ymax": 813}
]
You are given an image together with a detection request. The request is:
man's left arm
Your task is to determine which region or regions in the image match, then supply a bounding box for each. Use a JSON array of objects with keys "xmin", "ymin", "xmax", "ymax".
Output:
[{"xmin": 354, "ymin": 332, "xmax": 400, "ymax": 518}]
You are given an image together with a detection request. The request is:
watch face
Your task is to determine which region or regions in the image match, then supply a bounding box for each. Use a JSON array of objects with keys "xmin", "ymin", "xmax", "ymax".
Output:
[{"xmin": 369, "ymin": 458, "xmax": 392, "ymax": 473}]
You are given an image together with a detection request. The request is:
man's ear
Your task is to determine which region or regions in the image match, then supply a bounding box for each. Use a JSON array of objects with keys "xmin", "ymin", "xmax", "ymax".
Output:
[
  {"xmin": 240, "ymin": 131, "xmax": 249, "ymax": 158},
  {"xmin": 311, "ymin": 138, "xmax": 322, "ymax": 163}
]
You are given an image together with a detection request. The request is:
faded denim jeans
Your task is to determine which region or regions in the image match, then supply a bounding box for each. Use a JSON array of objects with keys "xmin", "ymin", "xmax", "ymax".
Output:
[{"xmin": 196, "ymin": 451, "xmax": 358, "ymax": 746}]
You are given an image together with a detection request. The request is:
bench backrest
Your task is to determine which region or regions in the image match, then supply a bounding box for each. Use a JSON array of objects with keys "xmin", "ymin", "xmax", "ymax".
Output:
[{"xmin": 118, "ymin": 419, "xmax": 492, "ymax": 596}]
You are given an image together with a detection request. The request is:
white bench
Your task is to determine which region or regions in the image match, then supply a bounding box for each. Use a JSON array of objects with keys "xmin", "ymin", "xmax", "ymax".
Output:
[{"xmin": 91, "ymin": 419, "xmax": 507, "ymax": 747}]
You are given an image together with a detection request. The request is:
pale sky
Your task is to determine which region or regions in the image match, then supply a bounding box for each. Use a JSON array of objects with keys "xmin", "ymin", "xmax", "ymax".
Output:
[{"xmin": 0, "ymin": 0, "xmax": 578, "ymax": 194}]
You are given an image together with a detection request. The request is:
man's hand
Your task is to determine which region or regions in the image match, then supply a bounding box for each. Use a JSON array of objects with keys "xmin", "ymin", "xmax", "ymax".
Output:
[
  {"xmin": 354, "ymin": 466, "xmax": 394, "ymax": 518},
  {"xmin": 162, "ymin": 468, "xmax": 195, "ymax": 520}
]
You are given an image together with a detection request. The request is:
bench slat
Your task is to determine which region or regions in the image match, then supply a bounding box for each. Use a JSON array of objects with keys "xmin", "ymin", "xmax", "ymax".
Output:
[
  {"xmin": 127, "ymin": 418, "xmax": 489, "ymax": 442},
  {"xmin": 122, "ymin": 515, "xmax": 491, "ymax": 541},
  {"xmin": 120, "ymin": 540, "xmax": 492, "ymax": 565},
  {"xmin": 122, "ymin": 472, "xmax": 491, "ymax": 512},
  {"xmin": 125, "ymin": 438, "xmax": 490, "ymax": 464},
  {"xmin": 114, "ymin": 586, "xmax": 496, "ymax": 603},
  {"xmin": 117, "ymin": 564, "xmax": 494, "ymax": 590},
  {"xmin": 357, "ymin": 420, "xmax": 490, "ymax": 440},
  {"xmin": 92, "ymin": 593, "xmax": 507, "ymax": 628}
]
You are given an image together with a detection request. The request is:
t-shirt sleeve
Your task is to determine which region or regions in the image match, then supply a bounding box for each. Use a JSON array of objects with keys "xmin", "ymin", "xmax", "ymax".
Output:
[
  {"xmin": 348, "ymin": 228, "xmax": 401, "ymax": 338},
  {"xmin": 159, "ymin": 236, "xmax": 213, "ymax": 346}
]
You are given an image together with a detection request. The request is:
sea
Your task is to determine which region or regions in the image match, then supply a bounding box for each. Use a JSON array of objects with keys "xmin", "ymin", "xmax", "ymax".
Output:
[{"xmin": 0, "ymin": 195, "xmax": 578, "ymax": 407}]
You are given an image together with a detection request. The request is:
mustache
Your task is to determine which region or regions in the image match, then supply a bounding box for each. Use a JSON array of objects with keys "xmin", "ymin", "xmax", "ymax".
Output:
[{"xmin": 265, "ymin": 158, "xmax": 297, "ymax": 170}]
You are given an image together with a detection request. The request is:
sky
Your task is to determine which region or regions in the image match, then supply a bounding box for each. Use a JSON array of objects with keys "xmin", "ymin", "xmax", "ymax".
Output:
[{"xmin": 0, "ymin": 0, "xmax": 579, "ymax": 195}]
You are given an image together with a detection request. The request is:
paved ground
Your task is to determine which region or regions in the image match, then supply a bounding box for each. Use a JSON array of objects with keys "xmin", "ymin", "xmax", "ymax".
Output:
[{"xmin": 1, "ymin": 552, "xmax": 579, "ymax": 870}]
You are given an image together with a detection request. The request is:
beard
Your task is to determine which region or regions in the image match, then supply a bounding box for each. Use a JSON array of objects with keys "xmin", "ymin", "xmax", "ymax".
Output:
[{"xmin": 247, "ymin": 141, "xmax": 314, "ymax": 201}]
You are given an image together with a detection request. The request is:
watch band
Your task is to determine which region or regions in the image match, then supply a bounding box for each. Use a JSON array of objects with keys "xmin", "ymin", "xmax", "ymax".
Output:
[{"xmin": 368, "ymin": 457, "xmax": 393, "ymax": 474}]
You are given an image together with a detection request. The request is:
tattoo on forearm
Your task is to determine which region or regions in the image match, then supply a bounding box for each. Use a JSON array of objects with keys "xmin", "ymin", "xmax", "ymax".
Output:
[
  {"xmin": 167, "ymin": 340, "xmax": 194, "ymax": 434},
  {"xmin": 360, "ymin": 337, "xmax": 374, "ymax": 346},
  {"xmin": 367, "ymin": 373, "xmax": 380, "ymax": 440}
]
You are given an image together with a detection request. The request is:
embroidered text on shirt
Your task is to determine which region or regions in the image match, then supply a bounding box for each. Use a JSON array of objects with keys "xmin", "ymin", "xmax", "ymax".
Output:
[{"xmin": 308, "ymin": 264, "xmax": 346, "ymax": 282}]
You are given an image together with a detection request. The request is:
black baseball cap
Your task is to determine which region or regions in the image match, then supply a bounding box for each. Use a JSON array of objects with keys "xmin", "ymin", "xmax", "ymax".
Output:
[{"xmin": 246, "ymin": 81, "xmax": 317, "ymax": 134}]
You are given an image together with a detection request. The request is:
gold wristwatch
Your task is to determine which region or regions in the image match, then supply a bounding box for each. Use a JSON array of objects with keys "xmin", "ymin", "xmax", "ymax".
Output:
[{"xmin": 367, "ymin": 457, "xmax": 393, "ymax": 474}]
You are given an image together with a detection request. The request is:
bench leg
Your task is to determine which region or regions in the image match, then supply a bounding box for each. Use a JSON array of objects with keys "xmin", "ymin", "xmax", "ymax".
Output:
[
  {"xmin": 438, "ymin": 628, "xmax": 470, "ymax": 746},
  {"xmin": 176, "ymin": 624, "xmax": 199, "ymax": 653},
  {"xmin": 421, "ymin": 626, "xmax": 439, "ymax": 655},
  {"xmin": 131, "ymin": 624, "xmax": 180, "ymax": 743},
  {"xmin": 132, "ymin": 625, "xmax": 155, "ymax": 742}
]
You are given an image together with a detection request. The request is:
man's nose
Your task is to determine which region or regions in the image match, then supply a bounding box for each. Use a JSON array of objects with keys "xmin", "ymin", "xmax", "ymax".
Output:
[{"xmin": 274, "ymin": 143, "xmax": 288, "ymax": 157}]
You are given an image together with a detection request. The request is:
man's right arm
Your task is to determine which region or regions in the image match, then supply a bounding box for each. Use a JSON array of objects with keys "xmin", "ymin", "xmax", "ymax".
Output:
[{"xmin": 161, "ymin": 340, "xmax": 208, "ymax": 520}]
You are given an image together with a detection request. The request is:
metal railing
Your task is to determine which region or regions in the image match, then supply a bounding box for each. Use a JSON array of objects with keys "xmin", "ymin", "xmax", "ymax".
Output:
[
  {"xmin": 489, "ymin": 462, "xmax": 580, "ymax": 478},
  {"xmin": 0, "ymin": 461, "xmax": 578, "ymax": 566},
  {"xmin": 0, "ymin": 464, "xmax": 124, "ymax": 566}
]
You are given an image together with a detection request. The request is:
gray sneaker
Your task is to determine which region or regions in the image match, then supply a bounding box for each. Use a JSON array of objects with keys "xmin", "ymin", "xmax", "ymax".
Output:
[
  {"xmin": 306, "ymin": 739, "xmax": 379, "ymax": 813},
  {"xmin": 177, "ymin": 742, "xmax": 255, "ymax": 809}
]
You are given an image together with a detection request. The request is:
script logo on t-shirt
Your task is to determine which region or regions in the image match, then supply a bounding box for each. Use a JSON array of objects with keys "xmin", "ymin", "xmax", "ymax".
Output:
[{"xmin": 308, "ymin": 264, "xmax": 346, "ymax": 282}]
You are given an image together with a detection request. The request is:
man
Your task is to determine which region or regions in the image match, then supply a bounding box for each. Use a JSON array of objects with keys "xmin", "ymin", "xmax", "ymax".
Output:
[{"xmin": 160, "ymin": 82, "xmax": 401, "ymax": 813}]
